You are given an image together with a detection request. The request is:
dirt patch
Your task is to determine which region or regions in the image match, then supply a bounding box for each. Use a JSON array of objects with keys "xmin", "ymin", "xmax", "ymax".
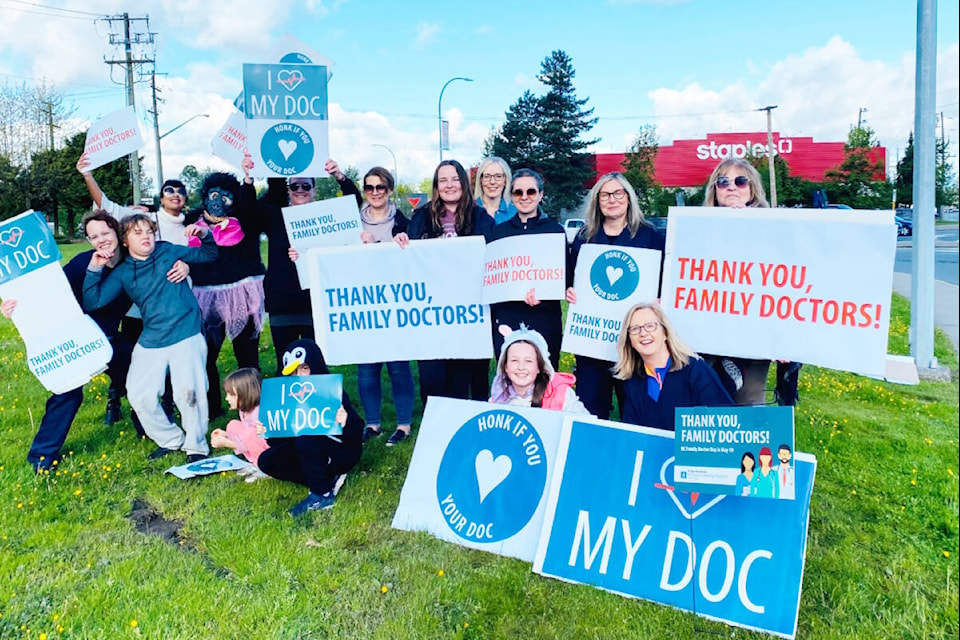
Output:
[{"xmin": 129, "ymin": 498, "xmax": 193, "ymax": 550}]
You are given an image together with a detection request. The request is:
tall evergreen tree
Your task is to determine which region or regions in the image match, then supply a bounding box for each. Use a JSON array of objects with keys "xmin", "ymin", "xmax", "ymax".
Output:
[
  {"xmin": 622, "ymin": 125, "xmax": 662, "ymax": 216},
  {"xmin": 895, "ymin": 132, "xmax": 915, "ymax": 206}
]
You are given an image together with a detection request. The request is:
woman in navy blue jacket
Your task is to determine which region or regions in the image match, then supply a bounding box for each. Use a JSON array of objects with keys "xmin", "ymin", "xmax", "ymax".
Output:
[
  {"xmin": 614, "ymin": 302, "xmax": 733, "ymax": 431},
  {"xmin": 565, "ymin": 172, "xmax": 664, "ymax": 420}
]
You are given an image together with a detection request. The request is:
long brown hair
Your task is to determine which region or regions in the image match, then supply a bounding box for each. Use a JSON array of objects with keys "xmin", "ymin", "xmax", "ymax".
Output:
[
  {"xmin": 429, "ymin": 160, "xmax": 475, "ymax": 235},
  {"xmin": 498, "ymin": 339, "xmax": 551, "ymax": 407}
]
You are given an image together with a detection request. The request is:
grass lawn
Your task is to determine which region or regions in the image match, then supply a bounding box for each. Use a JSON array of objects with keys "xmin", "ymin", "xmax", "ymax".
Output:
[{"xmin": 0, "ymin": 242, "xmax": 957, "ymax": 639}]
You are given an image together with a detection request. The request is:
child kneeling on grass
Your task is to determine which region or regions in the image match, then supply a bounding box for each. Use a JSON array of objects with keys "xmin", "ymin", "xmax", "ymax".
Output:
[
  {"xmin": 257, "ymin": 339, "xmax": 364, "ymax": 516},
  {"xmin": 489, "ymin": 326, "xmax": 591, "ymax": 414},
  {"xmin": 83, "ymin": 214, "xmax": 217, "ymax": 463},
  {"xmin": 210, "ymin": 367, "xmax": 269, "ymax": 482}
]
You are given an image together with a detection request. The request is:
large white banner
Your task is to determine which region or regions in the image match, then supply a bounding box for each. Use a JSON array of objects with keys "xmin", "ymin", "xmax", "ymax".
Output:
[
  {"xmin": 283, "ymin": 197, "xmax": 362, "ymax": 288},
  {"xmin": 661, "ymin": 207, "xmax": 896, "ymax": 377},
  {"xmin": 481, "ymin": 234, "xmax": 566, "ymax": 305},
  {"xmin": 0, "ymin": 211, "xmax": 112, "ymax": 394},
  {"xmin": 82, "ymin": 106, "xmax": 143, "ymax": 171},
  {"xmin": 308, "ymin": 237, "xmax": 493, "ymax": 365},
  {"xmin": 392, "ymin": 397, "xmax": 566, "ymax": 562},
  {"xmin": 561, "ymin": 244, "xmax": 662, "ymax": 362}
]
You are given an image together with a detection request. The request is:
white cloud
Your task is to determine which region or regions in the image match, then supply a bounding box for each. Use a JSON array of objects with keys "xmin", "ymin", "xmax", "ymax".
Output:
[{"xmin": 414, "ymin": 22, "xmax": 440, "ymax": 49}]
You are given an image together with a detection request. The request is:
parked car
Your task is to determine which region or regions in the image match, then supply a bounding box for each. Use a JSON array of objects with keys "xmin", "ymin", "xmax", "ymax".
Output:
[
  {"xmin": 564, "ymin": 218, "xmax": 585, "ymax": 243},
  {"xmin": 648, "ymin": 217, "xmax": 668, "ymax": 234},
  {"xmin": 895, "ymin": 215, "xmax": 913, "ymax": 237}
]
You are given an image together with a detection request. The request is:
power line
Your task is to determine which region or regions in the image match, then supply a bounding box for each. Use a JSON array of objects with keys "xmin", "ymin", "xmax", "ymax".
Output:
[{"xmin": 2, "ymin": 0, "xmax": 100, "ymax": 16}]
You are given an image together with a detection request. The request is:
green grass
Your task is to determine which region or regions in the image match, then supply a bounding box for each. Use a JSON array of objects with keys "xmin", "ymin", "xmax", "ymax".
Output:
[{"xmin": 0, "ymin": 243, "xmax": 957, "ymax": 639}]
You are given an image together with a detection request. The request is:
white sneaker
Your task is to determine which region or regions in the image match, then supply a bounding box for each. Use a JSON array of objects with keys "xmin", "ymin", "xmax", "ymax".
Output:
[
  {"xmin": 245, "ymin": 470, "xmax": 269, "ymax": 483},
  {"xmin": 236, "ymin": 465, "xmax": 257, "ymax": 477},
  {"xmin": 333, "ymin": 473, "xmax": 347, "ymax": 496}
]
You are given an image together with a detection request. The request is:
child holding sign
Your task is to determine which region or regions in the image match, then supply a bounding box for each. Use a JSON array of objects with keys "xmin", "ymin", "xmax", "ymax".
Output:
[
  {"xmin": 257, "ymin": 339, "xmax": 364, "ymax": 515},
  {"xmin": 490, "ymin": 326, "xmax": 589, "ymax": 414},
  {"xmin": 210, "ymin": 367, "xmax": 269, "ymax": 481}
]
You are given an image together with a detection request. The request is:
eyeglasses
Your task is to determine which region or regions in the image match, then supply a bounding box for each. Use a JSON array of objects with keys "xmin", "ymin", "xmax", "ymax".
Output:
[
  {"xmin": 288, "ymin": 182, "xmax": 314, "ymax": 192},
  {"xmin": 363, "ymin": 184, "xmax": 388, "ymax": 193},
  {"xmin": 627, "ymin": 322, "xmax": 661, "ymax": 335},
  {"xmin": 716, "ymin": 176, "xmax": 750, "ymax": 189},
  {"xmin": 162, "ymin": 186, "xmax": 186, "ymax": 196},
  {"xmin": 481, "ymin": 173, "xmax": 506, "ymax": 183},
  {"xmin": 598, "ymin": 189, "xmax": 627, "ymax": 202},
  {"xmin": 512, "ymin": 188, "xmax": 539, "ymax": 198},
  {"xmin": 86, "ymin": 232, "xmax": 115, "ymax": 243}
]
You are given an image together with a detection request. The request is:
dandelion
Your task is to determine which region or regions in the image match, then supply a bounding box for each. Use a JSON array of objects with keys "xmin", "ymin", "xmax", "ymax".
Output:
[
  {"xmin": 130, "ymin": 620, "xmax": 138, "ymax": 628},
  {"xmin": 381, "ymin": 585, "xmax": 388, "ymax": 594},
  {"xmin": 437, "ymin": 569, "xmax": 444, "ymax": 577},
  {"xmin": 945, "ymin": 551, "xmax": 951, "ymax": 558},
  {"xmin": 74, "ymin": 489, "xmax": 82, "ymax": 496},
  {"xmin": 948, "ymin": 469, "xmax": 954, "ymax": 476},
  {"xmin": 39, "ymin": 633, "xmax": 47, "ymax": 640},
  {"xmin": 851, "ymin": 490, "xmax": 857, "ymax": 495},
  {"xmin": 910, "ymin": 479, "xmax": 917, "ymax": 486}
]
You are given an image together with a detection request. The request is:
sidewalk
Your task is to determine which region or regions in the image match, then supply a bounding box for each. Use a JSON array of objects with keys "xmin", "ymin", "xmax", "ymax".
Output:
[{"xmin": 891, "ymin": 272, "xmax": 959, "ymax": 354}]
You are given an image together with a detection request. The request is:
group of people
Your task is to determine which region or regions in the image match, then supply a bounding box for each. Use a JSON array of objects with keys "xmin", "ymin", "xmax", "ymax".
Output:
[{"xmin": 1, "ymin": 150, "xmax": 797, "ymax": 515}]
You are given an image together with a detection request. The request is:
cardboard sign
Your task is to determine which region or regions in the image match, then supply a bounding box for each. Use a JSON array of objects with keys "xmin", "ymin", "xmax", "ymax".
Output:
[
  {"xmin": 283, "ymin": 196, "xmax": 362, "ymax": 288},
  {"xmin": 82, "ymin": 106, "xmax": 143, "ymax": 171},
  {"xmin": 481, "ymin": 233, "xmax": 566, "ymax": 305},
  {"xmin": 0, "ymin": 211, "xmax": 112, "ymax": 394},
  {"xmin": 242, "ymin": 62, "xmax": 329, "ymax": 178},
  {"xmin": 308, "ymin": 237, "xmax": 493, "ymax": 365},
  {"xmin": 210, "ymin": 110, "xmax": 249, "ymax": 170},
  {"xmin": 662, "ymin": 207, "xmax": 896, "ymax": 377},
  {"xmin": 674, "ymin": 406, "xmax": 796, "ymax": 499},
  {"xmin": 533, "ymin": 418, "xmax": 815, "ymax": 639},
  {"xmin": 392, "ymin": 397, "xmax": 565, "ymax": 561},
  {"xmin": 166, "ymin": 454, "xmax": 250, "ymax": 479},
  {"xmin": 233, "ymin": 34, "xmax": 335, "ymax": 113},
  {"xmin": 561, "ymin": 244, "xmax": 662, "ymax": 362},
  {"xmin": 259, "ymin": 374, "xmax": 343, "ymax": 437}
]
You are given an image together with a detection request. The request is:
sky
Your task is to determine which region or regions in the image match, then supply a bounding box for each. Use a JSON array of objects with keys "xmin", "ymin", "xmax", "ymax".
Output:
[{"xmin": 0, "ymin": 0, "xmax": 957, "ymax": 191}]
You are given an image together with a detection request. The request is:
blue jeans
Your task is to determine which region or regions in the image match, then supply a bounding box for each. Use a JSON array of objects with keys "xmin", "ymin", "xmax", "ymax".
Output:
[
  {"xmin": 357, "ymin": 361, "xmax": 414, "ymax": 426},
  {"xmin": 28, "ymin": 387, "xmax": 84, "ymax": 469}
]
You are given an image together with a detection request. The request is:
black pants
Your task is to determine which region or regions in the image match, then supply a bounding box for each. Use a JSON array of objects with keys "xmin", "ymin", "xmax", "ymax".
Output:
[
  {"xmin": 204, "ymin": 316, "xmax": 261, "ymax": 418},
  {"xmin": 259, "ymin": 435, "xmax": 361, "ymax": 496},
  {"xmin": 418, "ymin": 359, "xmax": 476, "ymax": 406},
  {"xmin": 574, "ymin": 355, "xmax": 623, "ymax": 421}
]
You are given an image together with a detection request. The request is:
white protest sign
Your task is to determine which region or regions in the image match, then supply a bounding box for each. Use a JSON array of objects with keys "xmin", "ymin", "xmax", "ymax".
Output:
[
  {"xmin": 210, "ymin": 110, "xmax": 248, "ymax": 170},
  {"xmin": 0, "ymin": 211, "xmax": 112, "ymax": 394},
  {"xmin": 166, "ymin": 454, "xmax": 250, "ymax": 479},
  {"xmin": 662, "ymin": 207, "xmax": 896, "ymax": 377},
  {"xmin": 242, "ymin": 62, "xmax": 329, "ymax": 178},
  {"xmin": 561, "ymin": 244, "xmax": 662, "ymax": 362},
  {"xmin": 82, "ymin": 106, "xmax": 143, "ymax": 171},
  {"xmin": 308, "ymin": 237, "xmax": 493, "ymax": 365},
  {"xmin": 284, "ymin": 196, "xmax": 362, "ymax": 288},
  {"xmin": 392, "ymin": 397, "xmax": 565, "ymax": 562},
  {"xmin": 481, "ymin": 234, "xmax": 566, "ymax": 304}
]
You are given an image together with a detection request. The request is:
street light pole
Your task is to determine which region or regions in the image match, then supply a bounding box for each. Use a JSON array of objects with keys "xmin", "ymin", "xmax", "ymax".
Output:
[
  {"xmin": 155, "ymin": 113, "xmax": 209, "ymax": 194},
  {"xmin": 372, "ymin": 143, "xmax": 400, "ymax": 209},
  {"xmin": 438, "ymin": 76, "xmax": 473, "ymax": 163}
]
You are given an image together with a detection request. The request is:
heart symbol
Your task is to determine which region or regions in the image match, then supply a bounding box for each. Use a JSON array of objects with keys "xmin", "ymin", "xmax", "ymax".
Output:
[
  {"xmin": 288, "ymin": 381, "xmax": 315, "ymax": 404},
  {"xmin": 605, "ymin": 265, "xmax": 623, "ymax": 286},
  {"xmin": 278, "ymin": 139, "xmax": 298, "ymax": 160},
  {"xmin": 475, "ymin": 449, "xmax": 512, "ymax": 503},
  {"xmin": 0, "ymin": 227, "xmax": 24, "ymax": 248},
  {"xmin": 276, "ymin": 69, "xmax": 305, "ymax": 92},
  {"xmin": 656, "ymin": 457, "xmax": 724, "ymax": 520}
]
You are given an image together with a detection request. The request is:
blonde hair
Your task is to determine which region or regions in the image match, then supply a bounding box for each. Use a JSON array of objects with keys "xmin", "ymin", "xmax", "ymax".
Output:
[
  {"xmin": 703, "ymin": 158, "xmax": 769, "ymax": 208},
  {"xmin": 612, "ymin": 303, "xmax": 699, "ymax": 380},
  {"xmin": 582, "ymin": 172, "xmax": 650, "ymax": 242},
  {"xmin": 223, "ymin": 367, "xmax": 261, "ymax": 413},
  {"xmin": 474, "ymin": 157, "xmax": 512, "ymax": 204}
]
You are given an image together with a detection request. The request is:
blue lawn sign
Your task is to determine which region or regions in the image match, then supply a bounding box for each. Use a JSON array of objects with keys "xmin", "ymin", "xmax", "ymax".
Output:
[
  {"xmin": 674, "ymin": 406, "xmax": 796, "ymax": 499},
  {"xmin": 533, "ymin": 418, "xmax": 816, "ymax": 639},
  {"xmin": 0, "ymin": 210, "xmax": 60, "ymax": 283},
  {"xmin": 259, "ymin": 374, "xmax": 343, "ymax": 438}
]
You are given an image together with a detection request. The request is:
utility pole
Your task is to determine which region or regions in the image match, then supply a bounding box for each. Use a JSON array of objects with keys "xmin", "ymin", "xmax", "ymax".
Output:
[
  {"xmin": 857, "ymin": 107, "xmax": 868, "ymax": 129},
  {"xmin": 758, "ymin": 105, "xmax": 778, "ymax": 207},
  {"xmin": 40, "ymin": 100, "xmax": 55, "ymax": 150},
  {"xmin": 103, "ymin": 12, "xmax": 154, "ymax": 204},
  {"xmin": 150, "ymin": 71, "xmax": 164, "ymax": 194}
]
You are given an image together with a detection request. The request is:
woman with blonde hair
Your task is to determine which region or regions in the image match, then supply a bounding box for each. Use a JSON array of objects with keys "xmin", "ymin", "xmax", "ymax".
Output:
[
  {"xmin": 614, "ymin": 302, "xmax": 732, "ymax": 432},
  {"xmin": 703, "ymin": 158, "xmax": 769, "ymax": 209},
  {"xmin": 565, "ymin": 172, "xmax": 665, "ymax": 420},
  {"xmin": 474, "ymin": 156, "xmax": 516, "ymax": 224}
]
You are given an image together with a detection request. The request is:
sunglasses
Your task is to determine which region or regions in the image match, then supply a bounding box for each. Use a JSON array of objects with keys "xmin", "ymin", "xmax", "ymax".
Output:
[
  {"xmin": 363, "ymin": 184, "xmax": 388, "ymax": 193},
  {"xmin": 716, "ymin": 176, "xmax": 750, "ymax": 189},
  {"xmin": 162, "ymin": 186, "xmax": 186, "ymax": 196},
  {"xmin": 511, "ymin": 188, "xmax": 539, "ymax": 198},
  {"xmin": 288, "ymin": 182, "xmax": 314, "ymax": 192}
]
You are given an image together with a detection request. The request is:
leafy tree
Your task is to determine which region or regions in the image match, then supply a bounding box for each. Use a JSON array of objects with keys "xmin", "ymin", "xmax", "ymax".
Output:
[
  {"xmin": 824, "ymin": 125, "xmax": 892, "ymax": 209},
  {"xmin": 487, "ymin": 50, "xmax": 597, "ymax": 216},
  {"xmin": 0, "ymin": 153, "xmax": 26, "ymax": 220},
  {"xmin": 749, "ymin": 154, "xmax": 817, "ymax": 207},
  {"xmin": 895, "ymin": 132, "xmax": 957, "ymax": 208},
  {"xmin": 622, "ymin": 125, "xmax": 662, "ymax": 216}
]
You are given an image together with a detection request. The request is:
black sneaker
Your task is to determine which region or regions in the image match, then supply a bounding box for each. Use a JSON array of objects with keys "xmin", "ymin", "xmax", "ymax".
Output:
[
  {"xmin": 289, "ymin": 491, "xmax": 335, "ymax": 516},
  {"xmin": 147, "ymin": 447, "xmax": 176, "ymax": 460},
  {"xmin": 385, "ymin": 429, "xmax": 409, "ymax": 447},
  {"xmin": 186, "ymin": 454, "xmax": 208, "ymax": 464},
  {"xmin": 104, "ymin": 397, "xmax": 122, "ymax": 426},
  {"xmin": 362, "ymin": 427, "xmax": 382, "ymax": 443}
]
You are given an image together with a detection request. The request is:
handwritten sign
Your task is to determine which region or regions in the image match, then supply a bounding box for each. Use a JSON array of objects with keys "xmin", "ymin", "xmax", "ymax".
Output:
[
  {"xmin": 283, "ymin": 196, "xmax": 362, "ymax": 288},
  {"xmin": 259, "ymin": 374, "xmax": 343, "ymax": 437},
  {"xmin": 82, "ymin": 106, "xmax": 143, "ymax": 171}
]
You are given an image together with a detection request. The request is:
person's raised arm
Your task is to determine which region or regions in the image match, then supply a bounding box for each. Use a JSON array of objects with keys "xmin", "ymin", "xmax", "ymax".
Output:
[
  {"xmin": 326, "ymin": 159, "xmax": 362, "ymax": 208},
  {"xmin": 76, "ymin": 152, "xmax": 105, "ymax": 208}
]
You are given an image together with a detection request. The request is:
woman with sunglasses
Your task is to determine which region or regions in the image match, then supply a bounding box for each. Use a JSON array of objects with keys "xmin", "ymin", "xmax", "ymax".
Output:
[
  {"xmin": 241, "ymin": 155, "xmax": 361, "ymax": 376},
  {"xmin": 565, "ymin": 172, "xmax": 665, "ymax": 420},
  {"xmin": 613, "ymin": 302, "xmax": 732, "ymax": 432},
  {"xmin": 489, "ymin": 169, "xmax": 565, "ymax": 368},
  {"xmin": 355, "ymin": 167, "xmax": 415, "ymax": 446},
  {"xmin": 701, "ymin": 159, "xmax": 776, "ymax": 406},
  {"xmin": 474, "ymin": 156, "xmax": 516, "ymax": 225},
  {"xmin": 394, "ymin": 160, "xmax": 495, "ymax": 411}
]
